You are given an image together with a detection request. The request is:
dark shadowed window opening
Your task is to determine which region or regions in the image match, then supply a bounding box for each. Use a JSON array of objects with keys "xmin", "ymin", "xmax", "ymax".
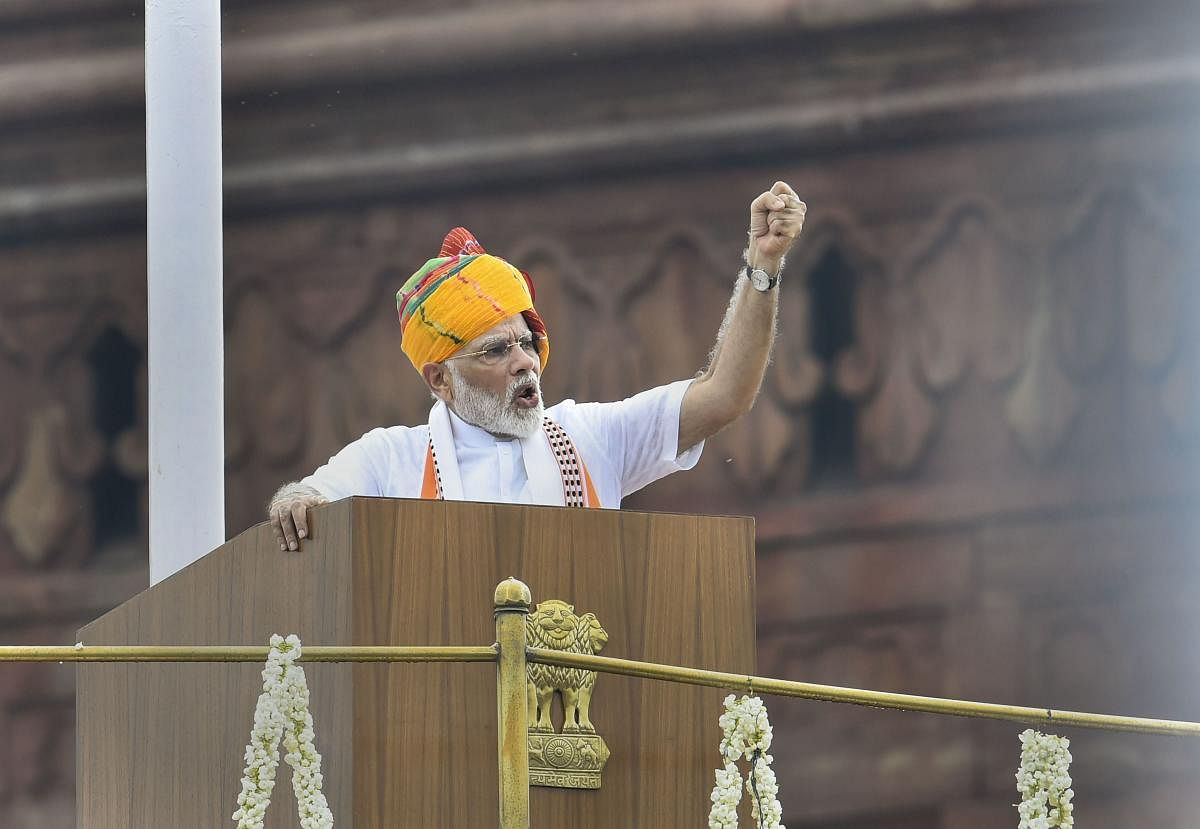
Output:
[
  {"xmin": 808, "ymin": 248, "xmax": 858, "ymax": 490},
  {"xmin": 87, "ymin": 327, "xmax": 141, "ymax": 548}
]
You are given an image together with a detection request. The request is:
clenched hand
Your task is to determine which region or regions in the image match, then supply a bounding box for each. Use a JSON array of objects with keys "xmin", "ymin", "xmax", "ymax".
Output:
[{"xmin": 747, "ymin": 181, "xmax": 806, "ymax": 274}]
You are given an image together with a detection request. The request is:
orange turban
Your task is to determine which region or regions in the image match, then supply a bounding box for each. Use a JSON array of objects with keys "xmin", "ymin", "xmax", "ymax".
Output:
[{"xmin": 395, "ymin": 228, "xmax": 549, "ymax": 373}]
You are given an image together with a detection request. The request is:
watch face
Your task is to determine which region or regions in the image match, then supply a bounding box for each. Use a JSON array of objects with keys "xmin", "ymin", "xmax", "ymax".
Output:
[{"xmin": 750, "ymin": 269, "xmax": 770, "ymax": 290}]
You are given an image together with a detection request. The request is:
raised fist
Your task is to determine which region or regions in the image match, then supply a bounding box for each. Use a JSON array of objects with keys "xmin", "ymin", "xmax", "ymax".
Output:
[{"xmin": 747, "ymin": 181, "xmax": 806, "ymax": 273}]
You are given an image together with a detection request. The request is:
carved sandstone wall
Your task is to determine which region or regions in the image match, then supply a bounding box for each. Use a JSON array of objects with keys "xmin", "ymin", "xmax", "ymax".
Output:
[{"xmin": 1, "ymin": 0, "xmax": 1198, "ymax": 825}]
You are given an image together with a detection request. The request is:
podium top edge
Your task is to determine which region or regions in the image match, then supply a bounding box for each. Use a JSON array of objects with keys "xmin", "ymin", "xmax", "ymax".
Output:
[{"xmin": 339, "ymin": 495, "xmax": 757, "ymax": 524}]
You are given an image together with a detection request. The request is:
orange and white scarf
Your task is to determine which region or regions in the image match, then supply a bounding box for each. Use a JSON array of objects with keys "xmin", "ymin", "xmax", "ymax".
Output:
[{"xmin": 419, "ymin": 401, "xmax": 599, "ymax": 508}]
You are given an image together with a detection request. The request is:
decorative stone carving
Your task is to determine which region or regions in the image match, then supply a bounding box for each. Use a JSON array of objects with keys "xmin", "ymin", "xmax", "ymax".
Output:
[
  {"xmin": 1, "ymin": 402, "xmax": 103, "ymax": 567},
  {"xmin": 1051, "ymin": 191, "xmax": 1125, "ymax": 379},
  {"xmin": 1108, "ymin": 187, "xmax": 1197, "ymax": 445},
  {"xmin": 910, "ymin": 201, "xmax": 1033, "ymax": 390},
  {"xmin": 1004, "ymin": 285, "xmax": 1081, "ymax": 462},
  {"xmin": 3, "ymin": 410, "xmax": 75, "ymax": 566},
  {"xmin": 839, "ymin": 270, "xmax": 937, "ymax": 477}
]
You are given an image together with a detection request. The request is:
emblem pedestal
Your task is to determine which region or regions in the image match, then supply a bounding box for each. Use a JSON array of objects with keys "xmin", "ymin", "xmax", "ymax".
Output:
[{"xmin": 529, "ymin": 732, "xmax": 611, "ymax": 789}]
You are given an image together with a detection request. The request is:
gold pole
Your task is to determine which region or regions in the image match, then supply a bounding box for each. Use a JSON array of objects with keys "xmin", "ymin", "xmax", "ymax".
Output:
[
  {"xmin": 527, "ymin": 648, "xmax": 1200, "ymax": 738},
  {"xmin": 0, "ymin": 645, "xmax": 497, "ymax": 663},
  {"xmin": 10, "ymin": 643, "xmax": 1199, "ymax": 737},
  {"xmin": 494, "ymin": 578, "xmax": 532, "ymax": 828}
]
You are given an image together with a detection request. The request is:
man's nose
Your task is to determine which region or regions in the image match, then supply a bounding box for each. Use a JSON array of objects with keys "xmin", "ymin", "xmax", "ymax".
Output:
[{"xmin": 510, "ymin": 342, "xmax": 537, "ymax": 373}]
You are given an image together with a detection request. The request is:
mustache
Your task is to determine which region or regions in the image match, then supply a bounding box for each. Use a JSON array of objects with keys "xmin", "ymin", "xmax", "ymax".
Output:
[{"xmin": 507, "ymin": 370, "xmax": 540, "ymax": 400}]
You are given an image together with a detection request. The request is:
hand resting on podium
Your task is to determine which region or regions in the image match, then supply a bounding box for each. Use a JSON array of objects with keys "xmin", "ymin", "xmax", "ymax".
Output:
[{"xmin": 267, "ymin": 482, "xmax": 328, "ymax": 551}]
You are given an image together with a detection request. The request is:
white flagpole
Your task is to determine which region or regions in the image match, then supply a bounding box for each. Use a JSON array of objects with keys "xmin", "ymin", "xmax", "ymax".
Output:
[{"xmin": 145, "ymin": 0, "xmax": 225, "ymax": 583}]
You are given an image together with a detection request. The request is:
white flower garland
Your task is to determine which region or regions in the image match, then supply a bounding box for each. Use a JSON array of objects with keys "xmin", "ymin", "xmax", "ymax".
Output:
[
  {"xmin": 232, "ymin": 634, "xmax": 334, "ymax": 829},
  {"xmin": 708, "ymin": 694, "xmax": 785, "ymax": 829},
  {"xmin": 1015, "ymin": 729, "xmax": 1074, "ymax": 829}
]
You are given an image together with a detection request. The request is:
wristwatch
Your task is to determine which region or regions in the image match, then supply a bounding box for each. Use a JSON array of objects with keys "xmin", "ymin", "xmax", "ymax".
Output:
[{"xmin": 743, "ymin": 266, "xmax": 779, "ymax": 292}]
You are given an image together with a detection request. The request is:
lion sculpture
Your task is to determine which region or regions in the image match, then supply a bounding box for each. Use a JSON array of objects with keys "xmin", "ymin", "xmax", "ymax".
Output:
[{"xmin": 526, "ymin": 599, "xmax": 609, "ymax": 733}]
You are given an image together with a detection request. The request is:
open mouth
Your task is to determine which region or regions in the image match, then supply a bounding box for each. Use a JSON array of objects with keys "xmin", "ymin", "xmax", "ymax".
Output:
[{"xmin": 513, "ymin": 380, "xmax": 540, "ymax": 409}]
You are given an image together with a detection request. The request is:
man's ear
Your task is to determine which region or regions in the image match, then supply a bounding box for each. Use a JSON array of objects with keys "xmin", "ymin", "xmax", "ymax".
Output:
[{"xmin": 422, "ymin": 362, "xmax": 453, "ymax": 402}]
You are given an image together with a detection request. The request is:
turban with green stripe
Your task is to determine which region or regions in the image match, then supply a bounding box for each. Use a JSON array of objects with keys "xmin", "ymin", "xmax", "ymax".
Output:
[{"xmin": 396, "ymin": 227, "xmax": 549, "ymax": 373}]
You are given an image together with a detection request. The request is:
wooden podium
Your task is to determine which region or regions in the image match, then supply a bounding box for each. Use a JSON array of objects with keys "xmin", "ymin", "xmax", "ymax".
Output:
[{"xmin": 77, "ymin": 497, "xmax": 756, "ymax": 827}]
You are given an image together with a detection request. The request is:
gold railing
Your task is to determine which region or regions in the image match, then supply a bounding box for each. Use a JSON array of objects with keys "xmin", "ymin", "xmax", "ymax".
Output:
[{"xmin": 4, "ymin": 576, "xmax": 1199, "ymax": 828}]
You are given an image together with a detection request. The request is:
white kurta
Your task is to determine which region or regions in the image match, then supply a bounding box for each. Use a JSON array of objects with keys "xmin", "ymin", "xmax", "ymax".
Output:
[{"xmin": 302, "ymin": 378, "xmax": 703, "ymax": 509}]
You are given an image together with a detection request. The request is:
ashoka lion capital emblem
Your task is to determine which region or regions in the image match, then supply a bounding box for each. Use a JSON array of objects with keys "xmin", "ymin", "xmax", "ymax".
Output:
[{"xmin": 526, "ymin": 599, "xmax": 611, "ymax": 789}]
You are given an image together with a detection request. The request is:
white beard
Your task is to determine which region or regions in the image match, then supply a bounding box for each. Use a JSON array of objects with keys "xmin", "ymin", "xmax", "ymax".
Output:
[{"xmin": 446, "ymin": 364, "xmax": 544, "ymax": 439}]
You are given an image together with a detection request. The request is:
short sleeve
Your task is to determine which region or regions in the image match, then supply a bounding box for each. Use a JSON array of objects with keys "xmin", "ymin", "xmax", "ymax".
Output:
[
  {"xmin": 567, "ymin": 378, "xmax": 704, "ymax": 498},
  {"xmin": 301, "ymin": 427, "xmax": 393, "ymax": 501}
]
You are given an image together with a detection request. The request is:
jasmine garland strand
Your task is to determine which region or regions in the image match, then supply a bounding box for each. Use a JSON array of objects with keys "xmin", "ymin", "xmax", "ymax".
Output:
[
  {"xmin": 708, "ymin": 694, "xmax": 785, "ymax": 829},
  {"xmin": 232, "ymin": 635, "xmax": 334, "ymax": 829},
  {"xmin": 1015, "ymin": 729, "xmax": 1074, "ymax": 829}
]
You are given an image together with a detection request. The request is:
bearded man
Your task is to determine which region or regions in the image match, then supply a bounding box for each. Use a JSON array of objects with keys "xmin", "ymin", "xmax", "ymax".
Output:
[{"xmin": 268, "ymin": 182, "xmax": 806, "ymax": 551}]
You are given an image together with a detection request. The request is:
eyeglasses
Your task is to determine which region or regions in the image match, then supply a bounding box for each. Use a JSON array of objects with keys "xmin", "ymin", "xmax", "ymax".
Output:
[{"xmin": 446, "ymin": 333, "xmax": 544, "ymax": 366}]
